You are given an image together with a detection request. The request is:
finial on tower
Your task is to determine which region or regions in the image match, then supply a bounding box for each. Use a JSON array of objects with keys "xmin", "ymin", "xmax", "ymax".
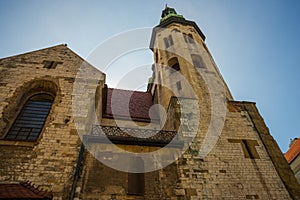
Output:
[{"xmin": 160, "ymin": 5, "xmax": 184, "ymax": 23}]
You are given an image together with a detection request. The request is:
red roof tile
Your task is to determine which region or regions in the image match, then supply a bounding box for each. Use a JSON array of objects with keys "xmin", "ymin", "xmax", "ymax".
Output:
[
  {"xmin": 285, "ymin": 138, "xmax": 300, "ymax": 164},
  {"xmin": 104, "ymin": 88, "xmax": 159, "ymax": 121},
  {"xmin": 0, "ymin": 182, "xmax": 52, "ymax": 199}
]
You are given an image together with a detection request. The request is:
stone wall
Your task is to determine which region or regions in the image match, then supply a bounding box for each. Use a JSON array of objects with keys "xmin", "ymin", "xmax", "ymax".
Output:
[
  {"xmin": 75, "ymin": 149, "xmax": 179, "ymax": 200},
  {"xmin": 172, "ymin": 101, "xmax": 293, "ymax": 199},
  {"xmin": 0, "ymin": 44, "xmax": 104, "ymax": 199}
]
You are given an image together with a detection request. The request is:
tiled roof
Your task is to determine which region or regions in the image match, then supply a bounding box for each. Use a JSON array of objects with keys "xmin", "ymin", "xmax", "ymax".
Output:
[
  {"xmin": 285, "ymin": 138, "xmax": 300, "ymax": 164},
  {"xmin": 104, "ymin": 87, "xmax": 159, "ymax": 121},
  {"xmin": 0, "ymin": 182, "xmax": 52, "ymax": 199}
]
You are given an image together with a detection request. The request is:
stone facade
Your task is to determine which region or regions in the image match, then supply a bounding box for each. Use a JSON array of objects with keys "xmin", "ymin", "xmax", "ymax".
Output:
[
  {"xmin": 1, "ymin": 6, "xmax": 300, "ymax": 200},
  {"xmin": 0, "ymin": 45, "xmax": 104, "ymax": 199}
]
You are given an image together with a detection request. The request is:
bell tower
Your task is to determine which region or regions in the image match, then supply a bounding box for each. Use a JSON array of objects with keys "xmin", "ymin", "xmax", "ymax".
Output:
[
  {"xmin": 149, "ymin": 6, "xmax": 233, "ymax": 116},
  {"xmin": 145, "ymin": 6, "xmax": 300, "ymax": 200}
]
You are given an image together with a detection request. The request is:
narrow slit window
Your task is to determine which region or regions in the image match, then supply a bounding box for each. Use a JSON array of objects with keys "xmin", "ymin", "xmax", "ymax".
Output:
[
  {"xmin": 176, "ymin": 81, "xmax": 182, "ymax": 91},
  {"xmin": 183, "ymin": 33, "xmax": 188, "ymax": 43},
  {"xmin": 164, "ymin": 37, "xmax": 169, "ymax": 48},
  {"xmin": 168, "ymin": 35, "xmax": 174, "ymax": 46},
  {"xmin": 5, "ymin": 93, "xmax": 54, "ymax": 141}
]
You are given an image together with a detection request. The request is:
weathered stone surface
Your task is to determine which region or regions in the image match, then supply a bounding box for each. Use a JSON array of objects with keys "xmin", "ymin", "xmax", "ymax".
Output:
[
  {"xmin": 0, "ymin": 45, "xmax": 104, "ymax": 199},
  {"xmin": 1, "ymin": 9, "xmax": 299, "ymax": 200}
]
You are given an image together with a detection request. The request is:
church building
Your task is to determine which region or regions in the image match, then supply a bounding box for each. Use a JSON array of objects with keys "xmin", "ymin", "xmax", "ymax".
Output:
[{"xmin": 0, "ymin": 6, "xmax": 299, "ymax": 200}]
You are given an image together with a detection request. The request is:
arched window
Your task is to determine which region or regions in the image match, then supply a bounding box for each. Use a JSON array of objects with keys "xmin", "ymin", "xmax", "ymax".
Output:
[
  {"xmin": 183, "ymin": 33, "xmax": 195, "ymax": 44},
  {"xmin": 168, "ymin": 57, "xmax": 180, "ymax": 73},
  {"xmin": 5, "ymin": 93, "xmax": 54, "ymax": 141},
  {"xmin": 188, "ymin": 34, "xmax": 195, "ymax": 43},
  {"xmin": 163, "ymin": 35, "xmax": 174, "ymax": 48},
  {"xmin": 191, "ymin": 54, "xmax": 206, "ymax": 69}
]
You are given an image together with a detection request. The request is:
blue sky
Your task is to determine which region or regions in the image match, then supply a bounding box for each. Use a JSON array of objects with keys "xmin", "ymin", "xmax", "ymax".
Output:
[{"xmin": 0, "ymin": 1, "xmax": 299, "ymax": 152}]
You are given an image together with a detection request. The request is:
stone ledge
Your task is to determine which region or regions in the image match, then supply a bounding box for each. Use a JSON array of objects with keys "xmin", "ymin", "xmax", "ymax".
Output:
[{"xmin": 0, "ymin": 140, "xmax": 36, "ymax": 147}]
